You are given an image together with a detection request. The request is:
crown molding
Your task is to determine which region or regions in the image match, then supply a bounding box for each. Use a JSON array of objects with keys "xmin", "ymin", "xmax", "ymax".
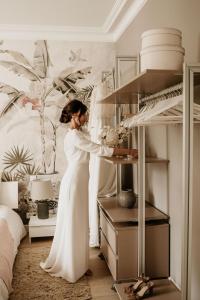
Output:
[
  {"xmin": 102, "ymin": 0, "xmax": 127, "ymax": 33},
  {"xmin": 112, "ymin": 0, "xmax": 148, "ymax": 41},
  {"xmin": 0, "ymin": 0, "xmax": 148, "ymax": 42},
  {"xmin": 0, "ymin": 24, "xmax": 114, "ymax": 42}
]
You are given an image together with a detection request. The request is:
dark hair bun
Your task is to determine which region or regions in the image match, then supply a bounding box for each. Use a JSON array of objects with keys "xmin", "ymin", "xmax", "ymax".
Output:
[
  {"xmin": 59, "ymin": 108, "xmax": 70, "ymax": 123},
  {"xmin": 60, "ymin": 99, "xmax": 87, "ymax": 124}
]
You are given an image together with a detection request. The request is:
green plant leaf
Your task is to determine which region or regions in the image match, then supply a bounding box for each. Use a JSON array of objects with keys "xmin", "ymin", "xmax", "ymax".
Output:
[{"xmin": 0, "ymin": 61, "xmax": 40, "ymax": 81}]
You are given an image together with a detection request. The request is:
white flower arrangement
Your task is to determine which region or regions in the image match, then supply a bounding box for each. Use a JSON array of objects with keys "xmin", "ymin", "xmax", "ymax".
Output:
[{"xmin": 100, "ymin": 124, "xmax": 129, "ymax": 147}]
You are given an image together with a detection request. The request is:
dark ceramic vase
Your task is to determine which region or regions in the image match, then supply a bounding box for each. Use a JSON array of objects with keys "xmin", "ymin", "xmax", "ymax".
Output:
[
  {"xmin": 37, "ymin": 201, "xmax": 49, "ymax": 219},
  {"xmin": 118, "ymin": 189, "xmax": 136, "ymax": 209}
]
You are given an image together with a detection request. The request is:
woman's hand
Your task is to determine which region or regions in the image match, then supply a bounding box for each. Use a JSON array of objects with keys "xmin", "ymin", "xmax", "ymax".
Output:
[
  {"xmin": 113, "ymin": 147, "xmax": 138, "ymax": 158},
  {"xmin": 128, "ymin": 149, "xmax": 138, "ymax": 158}
]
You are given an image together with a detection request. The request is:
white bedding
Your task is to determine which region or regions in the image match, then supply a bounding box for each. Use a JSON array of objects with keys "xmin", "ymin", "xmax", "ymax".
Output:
[{"xmin": 0, "ymin": 205, "xmax": 26, "ymax": 300}]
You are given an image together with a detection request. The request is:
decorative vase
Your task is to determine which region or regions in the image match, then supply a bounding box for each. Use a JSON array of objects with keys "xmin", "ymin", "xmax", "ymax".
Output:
[
  {"xmin": 118, "ymin": 189, "xmax": 136, "ymax": 209},
  {"xmin": 37, "ymin": 201, "xmax": 49, "ymax": 219}
]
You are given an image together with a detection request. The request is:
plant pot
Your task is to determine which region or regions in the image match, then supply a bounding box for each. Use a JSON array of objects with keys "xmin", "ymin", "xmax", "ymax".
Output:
[
  {"xmin": 140, "ymin": 45, "xmax": 185, "ymax": 72},
  {"xmin": 141, "ymin": 28, "xmax": 182, "ymax": 48},
  {"xmin": 118, "ymin": 189, "xmax": 136, "ymax": 209}
]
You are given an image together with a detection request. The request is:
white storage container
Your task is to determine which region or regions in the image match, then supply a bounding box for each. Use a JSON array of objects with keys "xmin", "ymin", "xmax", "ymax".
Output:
[
  {"xmin": 140, "ymin": 45, "xmax": 185, "ymax": 72},
  {"xmin": 141, "ymin": 28, "xmax": 182, "ymax": 48}
]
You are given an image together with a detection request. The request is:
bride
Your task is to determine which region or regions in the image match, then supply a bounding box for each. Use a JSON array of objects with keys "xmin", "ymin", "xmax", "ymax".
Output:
[{"xmin": 40, "ymin": 99, "xmax": 138, "ymax": 283}]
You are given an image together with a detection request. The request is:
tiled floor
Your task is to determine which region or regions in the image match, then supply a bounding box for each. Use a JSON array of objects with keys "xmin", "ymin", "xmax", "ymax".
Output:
[{"xmin": 20, "ymin": 236, "xmax": 119, "ymax": 300}]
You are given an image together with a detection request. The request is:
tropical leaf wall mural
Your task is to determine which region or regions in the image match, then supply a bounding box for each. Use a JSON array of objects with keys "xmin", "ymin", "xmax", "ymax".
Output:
[{"xmin": 0, "ymin": 40, "xmax": 115, "ymax": 176}]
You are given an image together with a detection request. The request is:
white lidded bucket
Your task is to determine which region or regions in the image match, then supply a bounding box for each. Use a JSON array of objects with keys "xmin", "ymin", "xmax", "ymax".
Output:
[
  {"xmin": 140, "ymin": 45, "xmax": 185, "ymax": 72},
  {"xmin": 141, "ymin": 28, "xmax": 182, "ymax": 49}
]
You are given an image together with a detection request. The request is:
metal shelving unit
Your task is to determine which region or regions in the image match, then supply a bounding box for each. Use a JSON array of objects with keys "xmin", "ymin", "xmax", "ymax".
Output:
[
  {"xmin": 99, "ymin": 69, "xmax": 182, "ymax": 104},
  {"xmin": 98, "ymin": 66, "xmax": 197, "ymax": 300},
  {"xmin": 102, "ymin": 156, "xmax": 169, "ymax": 165}
]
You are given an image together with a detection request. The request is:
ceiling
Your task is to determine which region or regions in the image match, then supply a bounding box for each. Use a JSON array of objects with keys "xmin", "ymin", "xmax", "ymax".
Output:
[{"xmin": 0, "ymin": 0, "xmax": 148, "ymax": 41}]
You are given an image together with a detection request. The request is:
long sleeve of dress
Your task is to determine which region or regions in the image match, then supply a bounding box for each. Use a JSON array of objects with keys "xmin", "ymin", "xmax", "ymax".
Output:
[{"xmin": 72, "ymin": 129, "xmax": 114, "ymax": 157}]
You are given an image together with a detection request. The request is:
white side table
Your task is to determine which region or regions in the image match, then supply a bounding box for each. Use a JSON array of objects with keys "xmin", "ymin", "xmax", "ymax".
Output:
[{"xmin": 29, "ymin": 214, "xmax": 57, "ymax": 243}]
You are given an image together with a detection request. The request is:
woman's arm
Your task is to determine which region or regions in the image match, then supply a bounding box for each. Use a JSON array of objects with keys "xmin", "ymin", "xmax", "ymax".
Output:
[
  {"xmin": 112, "ymin": 147, "xmax": 138, "ymax": 158},
  {"xmin": 72, "ymin": 129, "xmax": 138, "ymax": 158}
]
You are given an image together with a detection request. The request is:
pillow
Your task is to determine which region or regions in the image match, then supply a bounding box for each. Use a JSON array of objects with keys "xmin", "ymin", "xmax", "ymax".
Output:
[{"xmin": 0, "ymin": 205, "xmax": 26, "ymax": 254}]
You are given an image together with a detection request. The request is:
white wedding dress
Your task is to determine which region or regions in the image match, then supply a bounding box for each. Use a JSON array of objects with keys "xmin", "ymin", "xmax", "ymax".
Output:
[{"xmin": 40, "ymin": 127, "xmax": 113, "ymax": 283}]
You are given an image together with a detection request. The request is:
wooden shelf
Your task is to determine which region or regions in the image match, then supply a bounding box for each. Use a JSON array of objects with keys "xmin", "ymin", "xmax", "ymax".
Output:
[
  {"xmin": 97, "ymin": 197, "xmax": 169, "ymax": 223},
  {"xmin": 103, "ymin": 156, "xmax": 169, "ymax": 165},
  {"xmin": 99, "ymin": 69, "xmax": 182, "ymax": 104},
  {"xmin": 114, "ymin": 279, "xmax": 181, "ymax": 300}
]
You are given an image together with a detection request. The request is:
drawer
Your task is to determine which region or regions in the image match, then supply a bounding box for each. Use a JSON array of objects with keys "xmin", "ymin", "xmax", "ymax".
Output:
[
  {"xmin": 29, "ymin": 225, "xmax": 56, "ymax": 238},
  {"xmin": 100, "ymin": 231, "xmax": 117, "ymax": 280},
  {"xmin": 100, "ymin": 210, "xmax": 117, "ymax": 254},
  {"xmin": 146, "ymin": 223, "xmax": 169, "ymax": 278},
  {"xmin": 118, "ymin": 227, "xmax": 138, "ymax": 280}
]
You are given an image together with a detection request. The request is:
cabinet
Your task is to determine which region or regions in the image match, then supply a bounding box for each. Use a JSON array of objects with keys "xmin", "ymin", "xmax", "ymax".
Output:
[
  {"xmin": 28, "ymin": 214, "xmax": 57, "ymax": 242},
  {"xmin": 98, "ymin": 197, "xmax": 169, "ymax": 282}
]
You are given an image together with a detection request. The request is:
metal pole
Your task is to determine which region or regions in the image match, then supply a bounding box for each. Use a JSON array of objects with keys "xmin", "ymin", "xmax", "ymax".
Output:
[
  {"xmin": 138, "ymin": 125, "xmax": 145, "ymax": 275},
  {"xmin": 182, "ymin": 64, "xmax": 194, "ymax": 300}
]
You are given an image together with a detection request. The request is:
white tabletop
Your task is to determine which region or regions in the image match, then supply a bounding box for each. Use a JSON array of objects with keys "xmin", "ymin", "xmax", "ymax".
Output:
[{"xmin": 29, "ymin": 214, "xmax": 57, "ymax": 226}]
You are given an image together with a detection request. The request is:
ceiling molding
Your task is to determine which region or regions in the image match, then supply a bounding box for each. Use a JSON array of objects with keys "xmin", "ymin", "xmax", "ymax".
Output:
[
  {"xmin": 102, "ymin": 0, "xmax": 127, "ymax": 33},
  {"xmin": 0, "ymin": 24, "xmax": 114, "ymax": 42},
  {"xmin": 0, "ymin": 0, "xmax": 148, "ymax": 42},
  {"xmin": 112, "ymin": 0, "xmax": 148, "ymax": 41}
]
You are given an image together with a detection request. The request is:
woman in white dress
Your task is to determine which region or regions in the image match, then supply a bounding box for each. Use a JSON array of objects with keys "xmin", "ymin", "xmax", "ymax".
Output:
[{"xmin": 40, "ymin": 100, "xmax": 138, "ymax": 283}]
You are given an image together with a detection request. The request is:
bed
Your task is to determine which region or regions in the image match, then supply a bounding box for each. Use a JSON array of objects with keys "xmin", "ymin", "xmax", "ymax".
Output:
[{"xmin": 0, "ymin": 182, "xmax": 27, "ymax": 300}]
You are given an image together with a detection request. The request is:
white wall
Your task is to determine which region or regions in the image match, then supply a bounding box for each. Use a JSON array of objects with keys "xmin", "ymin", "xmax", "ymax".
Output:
[
  {"xmin": 115, "ymin": 0, "xmax": 200, "ymax": 289},
  {"xmin": 116, "ymin": 0, "xmax": 200, "ymax": 63}
]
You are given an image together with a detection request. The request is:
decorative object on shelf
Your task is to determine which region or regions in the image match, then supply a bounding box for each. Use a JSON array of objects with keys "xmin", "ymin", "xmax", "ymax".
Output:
[
  {"xmin": 141, "ymin": 28, "xmax": 182, "ymax": 48},
  {"xmin": 118, "ymin": 189, "xmax": 136, "ymax": 208},
  {"xmin": 30, "ymin": 180, "xmax": 53, "ymax": 219},
  {"xmin": 140, "ymin": 28, "xmax": 185, "ymax": 72},
  {"xmin": 99, "ymin": 124, "xmax": 129, "ymax": 147}
]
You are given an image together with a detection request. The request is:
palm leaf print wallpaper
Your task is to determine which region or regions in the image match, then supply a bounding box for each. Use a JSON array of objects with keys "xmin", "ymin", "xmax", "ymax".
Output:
[{"xmin": 0, "ymin": 40, "xmax": 115, "ymax": 177}]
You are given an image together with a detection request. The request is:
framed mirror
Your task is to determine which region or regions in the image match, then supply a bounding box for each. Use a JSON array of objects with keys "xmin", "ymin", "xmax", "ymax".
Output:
[{"xmin": 115, "ymin": 56, "xmax": 138, "ymax": 88}]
